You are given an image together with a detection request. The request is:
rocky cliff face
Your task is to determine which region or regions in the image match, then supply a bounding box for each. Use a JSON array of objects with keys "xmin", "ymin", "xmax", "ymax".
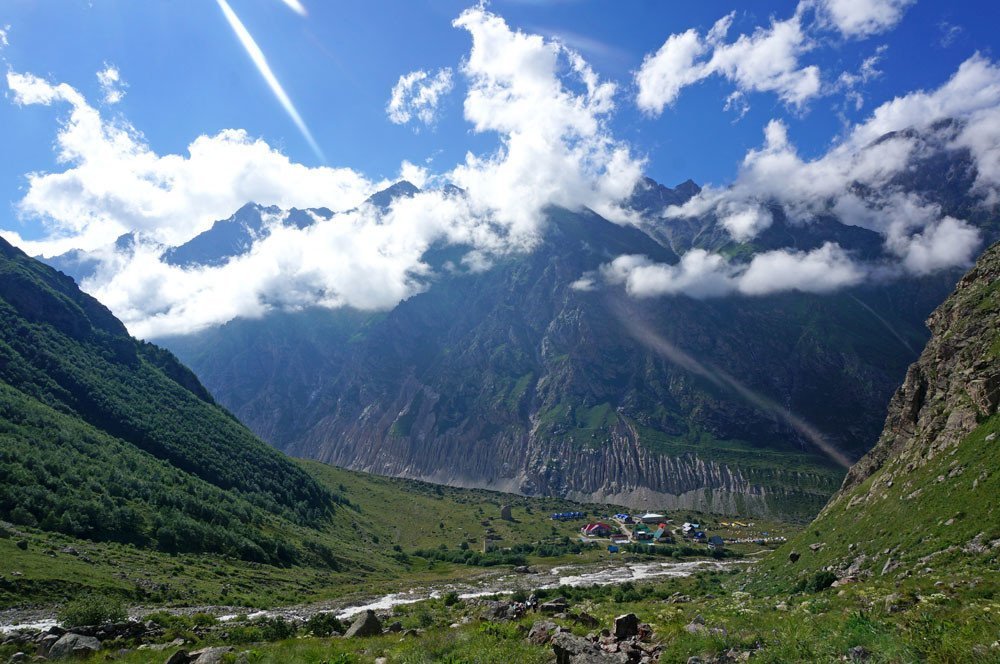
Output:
[
  {"xmin": 832, "ymin": 241, "xmax": 1000, "ymax": 507},
  {"xmin": 751, "ymin": 242, "xmax": 1000, "ymax": 588}
]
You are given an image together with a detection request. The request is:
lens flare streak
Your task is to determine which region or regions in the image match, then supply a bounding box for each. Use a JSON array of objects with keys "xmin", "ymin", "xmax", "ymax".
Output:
[
  {"xmin": 216, "ymin": 0, "xmax": 325, "ymax": 162},
  {"xmin": 611, "ymin": 300, "xmax": 853, "ymax": 469}
]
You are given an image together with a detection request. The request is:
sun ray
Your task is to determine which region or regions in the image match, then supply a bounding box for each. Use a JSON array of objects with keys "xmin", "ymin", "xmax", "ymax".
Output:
[
  {"xmin": 216, "ymin": 0, "xmax": 325, "ymax": 162},
  {"xmin": 278, "ymin": 0, "xmax": 307, "ymax": 17}
]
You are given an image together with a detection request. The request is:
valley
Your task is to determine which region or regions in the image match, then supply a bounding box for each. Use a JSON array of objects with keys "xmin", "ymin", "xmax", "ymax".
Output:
[{"xmin": 2, "ymin": 3, "xmax": 1000, "ymax": 659}]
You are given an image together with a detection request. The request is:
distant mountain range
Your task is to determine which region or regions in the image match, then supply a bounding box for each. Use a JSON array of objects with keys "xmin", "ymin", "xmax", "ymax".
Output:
[{"xmin": 40, "ymin": 127, "xmax": 1000, "ymax": 520}]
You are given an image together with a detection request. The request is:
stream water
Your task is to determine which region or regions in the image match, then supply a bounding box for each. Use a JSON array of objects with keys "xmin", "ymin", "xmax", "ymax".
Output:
[{"xmin": 0, "ymin": 557, "xmax": 747, "ymax": 633}]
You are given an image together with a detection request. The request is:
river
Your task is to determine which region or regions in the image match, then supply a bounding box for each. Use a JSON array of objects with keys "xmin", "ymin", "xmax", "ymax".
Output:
[{"xmin": 0, "ymin": 557, "xmax": 746, "ymax": 633}]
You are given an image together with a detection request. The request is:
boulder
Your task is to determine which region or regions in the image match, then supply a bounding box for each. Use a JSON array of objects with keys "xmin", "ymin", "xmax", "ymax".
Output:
[
  {"xmin": 613, "ymin": 613, "xmax": 639, "ymax": 640},
  {"xmin": 344, "ymin": 610, "xmax": 382, "ymax": 638},
  {"xmin": 482, "ymin": 601, "xmax": 523, "ymax": 621},
  {"xmin": 47, "ymin": 633, "xmax": 101, "ymax": 659},
  {"xmin": 788, "ymin": 551, "xmax": 800, "ymax": 563},
  {"xmin": 189, "ymin": 646, "xmax": 234, "ymax": 664},
  {"xmin": 528, "ymin": 620, "xmax": 559, "ymax": 645},
  {"xmin": 540, "ymin": 597, "xmax": 569, "ymax": 614},
  {"xmin": 37, "ymin": 633, "xmax": 60, "ymax": 656},
  {"xmin": 551, "ymin": 631, "xmax": 628, "ymax": 663},
  {"xmin": 500, "ymin": 505, "xmax": 513, "ymax": 521},
  {"xmin": 164, "ymin": 651, "xmax": 190, "ymax": 664}
]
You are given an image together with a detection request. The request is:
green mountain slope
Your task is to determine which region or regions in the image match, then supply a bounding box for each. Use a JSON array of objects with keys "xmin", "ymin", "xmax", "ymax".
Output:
[
  {"xmin": 751, "ymin": 241, "xmax": 1000, "ymax": 591},
  {"xmin": 0, "ymin": 236, "xmax": 336, "ymax": 563}
]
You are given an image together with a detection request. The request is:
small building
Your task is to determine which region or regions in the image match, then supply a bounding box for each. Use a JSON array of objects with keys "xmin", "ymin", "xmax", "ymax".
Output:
[
  {"xmin": 581, "ymin": 523, "xmax": 613, "ymax": 537},
  {"xmin": 640, "ymin": 512, "xmax": 666, "ymax": 524},
  {"xmin": 610, "ymin": 534, "xmax": 629, "ymax": 544},
  {"xmin": 613, "ymin": 513, "xmax": 633, "ymax": 524},
  {"xmin": 608, "ymin": 545, "xmax": 619, "ymax": 553},
  {"xmin": 632, "ymin": 523, "xmax": 653, "ymax": 541},
  {"xmin": 708, "ymin": 535, "xmax": 725, "ymax": 549}
]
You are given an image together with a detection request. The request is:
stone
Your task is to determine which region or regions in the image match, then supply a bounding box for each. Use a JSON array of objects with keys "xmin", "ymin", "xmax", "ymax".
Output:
[
  {"xmin": 15, "ymin": 540, "xmax": 27, "ymax": 551},
  {"xmin": 528, "ymin": 620, "xmax": 559, "ymax": 645},
  {"xmin": 164, "ymin": 651, "xmax": 190, "ymax": 664},
  {"xmin": 551, "ymin": 631, "xmax": 627, "ymax": 663},
  {"xmin": 37, "ymin": 633, "xmax": 60, "ymax": 656},
  {"xmin": 47, "ymin": 633, "xmax": 101, "ymax": 659},
  {"xmin": 613, "ymin": 613, "xmax": 639, "ymax": 640},
  {"xmin": 375, "ymin": 658, "xmax": 388, "ymax": 664},
  {"xmin": 386, "ymin": 621, "xmax": 403, "ymax": 633},
  {"xmin": 848, "ymin": 645, "xmax": 871, "ymax": 661},
  {"xmin": 500, "ymin": 505, "xmax": 513, "ymax": 521},
  {"xmin": 344, "ymin": 610, "xmax": 382, "ymax": 638},
  {"xmin": 189, "ymin": 646, "xmax": 234, "ymax": 664},
  {"xmin": 809, "ymin": 542, "xmax": 825, "ymax": 552},
  {"xmin": 7, "ymin": 653, "xmax": 27, "ymax": 664},
  {"xmin": 540, "ymin": 597, "xmax": 569, "ymax": 614},
  {"xmin": 574, "ymin": 611, "xmax": 600, "ymax": 628},
  {"xmin": 788, "ymin": 551, "xmax": 800, "ymax": 563}
]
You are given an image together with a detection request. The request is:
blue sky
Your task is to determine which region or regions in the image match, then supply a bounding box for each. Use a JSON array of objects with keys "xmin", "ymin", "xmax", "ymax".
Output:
[
  {"xmin": 1, "ymin": 1, "xmax": 994, "ymax": 214},
  {"xmin": 0, "ymin": 1, "xmax": 998, "ymax": 337}
]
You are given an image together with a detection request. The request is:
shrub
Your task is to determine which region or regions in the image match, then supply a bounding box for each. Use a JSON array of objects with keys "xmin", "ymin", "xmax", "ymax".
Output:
[
  {"xmin": 443, "ymin": 591, "xmax": 461, "ymax": 606},
  {"xmin": 254, "ymin": 616, "xmax": 297, "ymax": 641},
  {"xmin": 305, "ymin": 612, "xmax": 344, "ymax": 636},
  {"xmin": 793, "ymin": 570, "xmax": 838, "ymax": 593},
  {"xmin": 59, "ymin": 594, "xmax": 127, "ymax": 627}
]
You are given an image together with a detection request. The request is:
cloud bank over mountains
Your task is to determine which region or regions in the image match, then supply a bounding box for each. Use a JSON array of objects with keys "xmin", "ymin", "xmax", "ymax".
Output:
[
  {"xmin": 2, "ymin": 7, "xmax": 643, "ymax": 337},
  {"xmin": 2, "ymin": 4, "xmax": 997, "ymax": 337}
]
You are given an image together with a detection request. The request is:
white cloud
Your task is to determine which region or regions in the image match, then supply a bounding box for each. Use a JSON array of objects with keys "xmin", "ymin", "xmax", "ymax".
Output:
[
  {"xmin": 387, "ymin": 68, "xmax": 454, "ymax": 126},
  {"xmin": 4, "ymin": 70, "xmax": 377, "ymax": 257},
  {"xmin": 737, "ymin": 242, "xmax": 866, "ymax": 294},
  {"xmin": 836, "ymin": 45, "xmax": 886, "ymax": 110},
  {"xmin": 635, "ymin": 10, "xmax": 820, "ymax": 115},
  {"xmin": 600, "ymin": 242, "xmax": 866, "ymax": 299},
  {"xmin": 939, "ymin": 22, "xmax": 962, "ymax": 49},
  {"xmin": 96, "ymin": 64, "xmax": 127, "ymax": 105},
  {"xmin": 601, "ymin": 250, "xmax": 739, "ymax": 298},
  {"xmin": 658, "ymin": 54, "xmax": 1000, "ymax": 282},
  {"xmin": 811, "ymin": 0, "xmax": 914, "ymax": 39},
  {"xmin": 634, "ymin": 28, "xmax": 709, "ymax": 113},
  {"xmin": 3, "ymin": 7, "xmax": 644, "ymax": 338},
  {"xmin": 449, "ymin": 6, "xmax": 643, "ymax": 234},
  {"xmin": 894, "ymin": 216, "xmax": 982, "ymax": 275},
  {"xmin": 0, "ymin": 24, "xmax": 9, "ymax": 49}
]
